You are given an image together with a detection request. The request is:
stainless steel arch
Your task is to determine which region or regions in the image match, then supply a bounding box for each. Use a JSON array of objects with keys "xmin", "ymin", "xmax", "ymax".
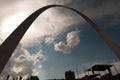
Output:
[{"xmin": 0, "ymin": 5, "xmax": 120, "ymax": 74}]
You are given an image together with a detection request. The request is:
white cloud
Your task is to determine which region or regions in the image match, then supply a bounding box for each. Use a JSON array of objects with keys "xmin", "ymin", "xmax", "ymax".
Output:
[
  {"xmin": 1, "ymin": 0, "xmax": 119, "ymax": 47},
  {"xmin": 0, "ymin": 44, "xmax": 45, "ymax": 79},
  {"xmin": 33, "ymin": 50, "xmax": 45, "ymax": 64},
  {"xmin": 54, "ymin": 29, "xmax": 80, "ymax": 54},
  {"xmin": 0, "ymin": 0, "xmax": 120, "ymax": 79},
  {"xmin": 0, "ymin": 0, "xmax": 118, "ymax": 67},
  {"xmin": 45, "ymin": 37, "xmax": 55, "ymax": 45},
  {"xmin": 32, "ymin": 69, "xmax": 39, "ymax": 76},
  {"xmin": 38, "ymin": 65, "xmax": 42, "ymax": 69},
  {"xmin": 0, "ymin": 0, "xmax": 80, "ymax": 47},
  {"xmin": 67, "ymin": 29, "xmax": 80, "ymax": 48},
  {"xmin": 11, "ymin": 65, "xmax": 24, "ymax": 74},
  {"xmin": 55, "ymin": 41, "xmax": 70, "ymax": 54},
  {"xmin": 15, "ymin": 48, "xmax": 45, "ymax": 64}
]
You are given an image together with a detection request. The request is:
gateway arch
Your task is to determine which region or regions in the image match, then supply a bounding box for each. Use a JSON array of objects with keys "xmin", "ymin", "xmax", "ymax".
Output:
[{"xmin": 0, "ymin": 5, "xmax": 120, "ymax": 74}]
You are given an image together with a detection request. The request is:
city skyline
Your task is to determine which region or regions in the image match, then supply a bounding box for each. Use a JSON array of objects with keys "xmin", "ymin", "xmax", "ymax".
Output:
[{"xmin": 0, "ymin": 0, "xmax": 120, "ymax": 80}]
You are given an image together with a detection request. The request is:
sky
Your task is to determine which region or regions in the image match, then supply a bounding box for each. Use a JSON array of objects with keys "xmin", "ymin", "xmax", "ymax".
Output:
[{"xmin": 0, "ymin": 0, "xmax": 120, "ymax": 80}]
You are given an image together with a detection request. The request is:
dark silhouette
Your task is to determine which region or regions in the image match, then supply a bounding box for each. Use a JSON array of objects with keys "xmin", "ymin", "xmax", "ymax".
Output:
[
  {"xmin": 19, "ymin": 76, "xmax": 22, "ymax": 80},
  {"xmin": 30, "ymin": 76, "xmax": 39, "ymax": 80},
  {"xmin": 0, "ymin": 5, "xmax": 120, "ymax": 74},
  {"xmin": 5, "ymin": 75, "xmax": 40, "ymax": 80},
  {"xmin": 81, "ymin": 64, "xmax": 120, "ymax": 80},
  {"xmin": 6, "ymin": 74, "xmax": 10, "ymax": 80},
  {"xmin": 65, "ymin": 70, "xmax": 75, "ymax": 80}
]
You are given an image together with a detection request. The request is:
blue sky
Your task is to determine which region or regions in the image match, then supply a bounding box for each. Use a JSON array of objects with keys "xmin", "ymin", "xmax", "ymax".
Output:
[
  {"xmin": 0, "ymin": 0, "xmax": 120, "ymax": 80},
  {"xmin": 38, "ymin": 22, "xmax": 120, "ymax": 79}
]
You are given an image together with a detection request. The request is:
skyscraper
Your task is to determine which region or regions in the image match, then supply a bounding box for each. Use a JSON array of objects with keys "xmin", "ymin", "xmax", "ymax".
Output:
[
  {"xmin": 30, "ymin": 76, "xmax": 39, "ymax": 80},
  {"xmin": 65, "ymin": 70, "xmax": 75, "ymax": 80}
]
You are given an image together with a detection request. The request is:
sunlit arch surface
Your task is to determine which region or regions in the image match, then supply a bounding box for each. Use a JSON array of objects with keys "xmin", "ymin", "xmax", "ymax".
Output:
[{"xmin": 0, "ymin": 5, "xmax": 120, "ymax": 74}]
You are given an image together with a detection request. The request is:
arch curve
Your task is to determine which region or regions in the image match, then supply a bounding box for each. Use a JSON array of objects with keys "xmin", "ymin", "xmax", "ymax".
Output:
[{"xmin": 0, "ymin": 5, "xmax": 120, "ymax": 74}]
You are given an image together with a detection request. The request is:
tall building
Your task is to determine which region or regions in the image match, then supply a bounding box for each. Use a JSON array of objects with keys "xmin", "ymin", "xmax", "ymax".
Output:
[
  {"xmin": 65, "ymin": 70, "xmax": 75, "ymax": 80},
  {"xmin": 30, "ymin": 76, "xmax": 39, "ymax": 80}
]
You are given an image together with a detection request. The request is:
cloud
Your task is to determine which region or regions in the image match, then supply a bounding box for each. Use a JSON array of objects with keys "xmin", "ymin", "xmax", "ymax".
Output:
[
  {"xmin": 11, "ymin": 65, "xmax": 24, "ymax": 74},
  {"xmin": 15, "ymin": 49, "xmax": 45, "ymax": 64},
  {"xmin": 0, "ymin": 0, "xmax": 80, "ymax": 47},
  {"xmin": 38, "ymin": 65, "xmax": 42, "ymax": 69},
  {"xmin": 32, "ymin": 69, "xmax": 39, "ymax": 76},
  {"xmin": 55, "ymin": 41, "xmax": 70, "ymax": 54},
  {"xmin": 54, "ymin": 29, "xmax": 80, "ymax": 54},
  {"xmin": 1, "ymin": 0, "xmax": 119, "ymax": 47},
  {"xmin": 0, "ymin": 0, "xmax": 120, "ymax": 79},
  {"xmin": 65, "ymin": 0, "xmax": 120, "ymax": 25},
  {"xmin": 45, "ymin": 37, "xmax": 55, "ymax": 45},
  {"xmin": 67, "ymin": 29, "xmax": 80, "ymax": 48},
  {"xmin": 0, "ymin": 44, "xmax": 45, "ymax": 79}
]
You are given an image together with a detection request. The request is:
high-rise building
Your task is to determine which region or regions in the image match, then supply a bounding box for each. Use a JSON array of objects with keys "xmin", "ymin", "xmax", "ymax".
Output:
[
  {"xmin": 65, "ymin": 70, "xmax": 75, "ymax": 80},
  {"xmin": 30, "ymin": 76, "xmax": 39, "ymax": 80}
]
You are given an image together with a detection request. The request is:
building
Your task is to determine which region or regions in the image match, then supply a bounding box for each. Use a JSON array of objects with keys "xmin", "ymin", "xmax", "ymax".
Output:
[
  {"xmin": 65, "ymin": 70, "xmax": 75, "ymax": 80},
  {"xmin": 30, "ymin": 76, "xmax": 39, "ymax": 80}
]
